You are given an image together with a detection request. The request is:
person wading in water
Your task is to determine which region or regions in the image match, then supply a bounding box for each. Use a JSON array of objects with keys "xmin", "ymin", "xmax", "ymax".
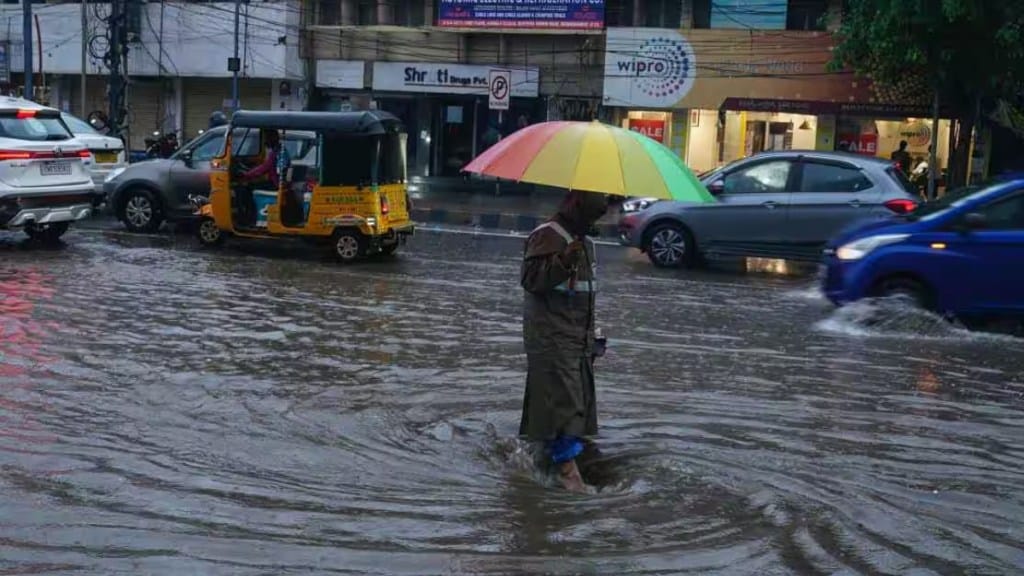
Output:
[{"xmin": 519, "ymin": 191, "xmax": 610, "ymax": 492}]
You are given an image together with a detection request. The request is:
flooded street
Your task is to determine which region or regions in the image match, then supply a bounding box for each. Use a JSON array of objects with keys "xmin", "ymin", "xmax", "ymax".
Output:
[{"xmin": 1, "ymin": 226, "xmax": 1022, "ymax": 575}]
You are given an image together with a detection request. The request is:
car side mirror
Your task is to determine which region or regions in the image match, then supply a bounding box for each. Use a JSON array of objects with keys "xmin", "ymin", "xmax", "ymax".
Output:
[
  {"xmin": 962, "ymin": 212, "xmax": 987, "ymax": 231},
  {"xmin": 707, "ymin": 179, "xmax": 725, "ymax": 195},
  {"xmin": 180, "ymin": 149, "xmax": 193, "ymax": 166}
]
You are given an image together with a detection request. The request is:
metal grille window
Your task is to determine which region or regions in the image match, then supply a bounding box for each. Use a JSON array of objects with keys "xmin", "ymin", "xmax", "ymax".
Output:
[
  {"xmin": 786, "ymin": 0, "xmax": 827, "ymax": 30},
  {"xmin": 357, "ymin": 0, "xmax": 378, "ymax": 25},
  {"xmin": 644, "ymin": 0, "xmax": 681, "ymax": 28},
  {"xmin": 318, "ymin": 0, "xmax": 341, "ymax": 25},
  {"xmin": 391, "ymin": 0, "xmax": 425, "ymax": 27},
  {"xmin": 604, "ymin": 0, "xmax": 634, "ymax": 27}
]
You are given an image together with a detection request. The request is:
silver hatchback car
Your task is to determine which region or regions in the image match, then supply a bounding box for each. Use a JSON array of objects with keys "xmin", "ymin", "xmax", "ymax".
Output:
[{"xmin": 618, "ymin": 151, "xmax": 920, "ymax": 267}]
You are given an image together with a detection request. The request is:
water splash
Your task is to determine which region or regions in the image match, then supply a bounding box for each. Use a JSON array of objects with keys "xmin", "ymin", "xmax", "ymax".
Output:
[{"xmin": 816, "ymin": 296, "xmax": 1021, "ymax": 342}]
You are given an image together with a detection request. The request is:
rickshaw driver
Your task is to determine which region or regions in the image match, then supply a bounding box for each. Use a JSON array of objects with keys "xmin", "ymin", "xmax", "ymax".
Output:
[{"xmin": 235, "ymin": 129, "xmax": 288, "ymax": 227}]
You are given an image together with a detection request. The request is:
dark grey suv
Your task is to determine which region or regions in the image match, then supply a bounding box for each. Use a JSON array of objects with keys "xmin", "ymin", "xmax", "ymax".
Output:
[
  {"xmin": 619, "ymin": 151, "xmax": 920, "ymax": 267},
  {"xmin": 103, "ymin": 126, "xmax": 314, "ymax": 233}
]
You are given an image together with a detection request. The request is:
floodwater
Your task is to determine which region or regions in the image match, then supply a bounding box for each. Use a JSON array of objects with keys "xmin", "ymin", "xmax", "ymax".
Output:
[{"xmin": 1, "ymin": 226, "xmax": 1022, "ymax": 575}]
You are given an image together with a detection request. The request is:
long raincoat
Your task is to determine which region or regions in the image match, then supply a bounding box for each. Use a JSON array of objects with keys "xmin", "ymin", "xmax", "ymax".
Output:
[{"xmin": 519, "ymin": 197, "xmax": 603, "ymax": 448}]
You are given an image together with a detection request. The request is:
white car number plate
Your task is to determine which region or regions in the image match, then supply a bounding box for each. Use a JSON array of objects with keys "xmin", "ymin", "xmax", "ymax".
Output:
[{"xmin": 40, "ymin": 161, "xmax": 72, "ymax": 176}]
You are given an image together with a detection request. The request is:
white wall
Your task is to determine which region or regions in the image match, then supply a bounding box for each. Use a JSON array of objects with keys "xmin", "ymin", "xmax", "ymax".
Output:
[{"xmin": 0, "ymin": 1, "xmax": 303, "ymax": 79}]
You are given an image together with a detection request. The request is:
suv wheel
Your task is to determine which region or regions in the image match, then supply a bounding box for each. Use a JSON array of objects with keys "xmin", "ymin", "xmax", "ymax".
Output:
[
  {"xmin": 121, "ymin": 188, "xmax": 163, "ymax": 233},
  {"xmin": 24, "ymin": 222, "xmax": 69, "ymax": 244},
  {"xmin": 645, "ymin": 223, "xmax": 695, "ymax": 268}
]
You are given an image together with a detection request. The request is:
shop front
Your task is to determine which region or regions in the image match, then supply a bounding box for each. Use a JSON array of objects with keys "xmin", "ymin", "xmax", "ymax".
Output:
[
  {"xmin": 602, "ymin": 28, "xmax": 951, "ymax": 176},
  {"xmin": 371, "ymin": 62, "xmax": 541, "ymax": 177}
]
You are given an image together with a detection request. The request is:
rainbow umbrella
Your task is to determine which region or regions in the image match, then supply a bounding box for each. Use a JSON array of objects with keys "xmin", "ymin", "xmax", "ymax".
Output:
[{"xmin": 462, "ymin": 120, "xmax": 714, "ymax": 202}]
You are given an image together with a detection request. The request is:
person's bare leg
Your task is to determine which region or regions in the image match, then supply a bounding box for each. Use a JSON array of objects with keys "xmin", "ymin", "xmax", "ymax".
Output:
[{"xmin": 558, "ymin": 459, "xmax": 586, "ymax": 492}]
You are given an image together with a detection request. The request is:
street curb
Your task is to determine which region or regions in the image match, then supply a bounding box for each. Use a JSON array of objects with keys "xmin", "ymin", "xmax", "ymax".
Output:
[{"xmin": 410, "ymin": 207, "xmax": 620, "ymax": 239}]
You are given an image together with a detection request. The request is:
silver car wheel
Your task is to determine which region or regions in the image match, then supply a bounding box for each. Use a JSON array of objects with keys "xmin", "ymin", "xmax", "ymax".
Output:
[
  {"xmin": 125, "ymin": 195, "xmax": 153, "ymax": 228},
  {"xmin": 336, "ymin": 235, "xmax": 360, "ymax": 261},
  {"xmin": 651, "ymin": 228, "xmax": 686, "ymax": 265}
]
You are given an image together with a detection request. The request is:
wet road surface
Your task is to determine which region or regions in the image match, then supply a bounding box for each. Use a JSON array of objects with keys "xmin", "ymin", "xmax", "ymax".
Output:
[{"xmin": 1, "ymin": 226, "xmax": 1023, "ymax": 574}]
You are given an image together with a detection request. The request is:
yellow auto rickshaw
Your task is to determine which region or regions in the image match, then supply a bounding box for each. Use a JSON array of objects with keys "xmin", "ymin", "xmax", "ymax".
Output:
[{"xmin": 194, "ymin": 110, "xmax": 414, "ymax": 262}]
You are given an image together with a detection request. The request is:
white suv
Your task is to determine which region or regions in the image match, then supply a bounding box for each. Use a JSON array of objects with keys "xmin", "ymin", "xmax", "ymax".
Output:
[{"xmin": 0, "ymin": 97, "xmax": 95, "ymax": 242}]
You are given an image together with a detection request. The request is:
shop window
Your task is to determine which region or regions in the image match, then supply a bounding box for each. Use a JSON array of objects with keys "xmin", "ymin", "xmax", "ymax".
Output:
[
  {"xmin": 799, "ymin": 162, "xmax": 874, "ymax": 193},
  {"xmin": 787, "ymin": 0, "xmax": 827, "ymax": 30},
  {"xmin": 724, "ymin": 160, "xmax": 793, "ymax": 194},
  {"xmin": 644, "ymin": 0, "xmax": 682, "ymax": 27},
  {"xmin": 605, "ymin": 0, "xmax": 634, "ymax": 27},
  {"xmin": 392, "ymin": 0, "xmax": 425, "ymax": 26},
  {"xmin": 318, "ymin": 0, "xmax": 341, "ymax": 25},
  {"xmin": 972, "ymin": 193, "xmax": 1024, "ymax": 230},
  {"xmin": 357, "ymin": 0, "xmax": 378, "ymax": 25}
]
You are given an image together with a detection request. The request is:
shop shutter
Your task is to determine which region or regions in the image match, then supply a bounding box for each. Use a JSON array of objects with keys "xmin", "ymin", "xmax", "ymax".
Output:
[
  {"xmin": 183, "ymin": 78, "xmax": 271, "ymax": 142},
  {"xmin": 125, "ymin": 79, "xmax": 164, "ymax": 153},
  {"xmin": 67, "ymin": 76, "xmax": 109, "ymax": 120}
]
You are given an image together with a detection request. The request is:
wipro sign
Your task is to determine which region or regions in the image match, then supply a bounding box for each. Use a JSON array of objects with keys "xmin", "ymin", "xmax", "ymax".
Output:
[{"xmin": 604, "ymin": 28, "xmax": 696, "ymax": 108}]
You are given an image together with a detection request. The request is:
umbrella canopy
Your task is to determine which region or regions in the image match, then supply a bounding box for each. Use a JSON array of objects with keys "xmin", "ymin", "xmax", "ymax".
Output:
[{"xmin": 462, "ymin": 120, "xmax": 714, "ymax": 202}]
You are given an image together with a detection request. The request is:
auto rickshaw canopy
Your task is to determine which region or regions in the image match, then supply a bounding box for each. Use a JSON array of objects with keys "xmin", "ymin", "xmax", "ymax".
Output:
[{"xmin": 229, "ymin": 110, "xmax": 404, "ymax": 136}]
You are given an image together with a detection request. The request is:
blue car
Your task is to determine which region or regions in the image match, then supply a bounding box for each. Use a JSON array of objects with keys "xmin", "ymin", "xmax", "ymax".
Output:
[{"xmin": 823, "ymin": 178, "xmax": 1024, "ymax": 321}]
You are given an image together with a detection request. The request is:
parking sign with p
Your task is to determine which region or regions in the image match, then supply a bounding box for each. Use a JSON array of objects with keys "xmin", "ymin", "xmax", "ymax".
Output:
[{"xmin": 488, "ymin": 70, "xmax": 510, "ymax": 111}]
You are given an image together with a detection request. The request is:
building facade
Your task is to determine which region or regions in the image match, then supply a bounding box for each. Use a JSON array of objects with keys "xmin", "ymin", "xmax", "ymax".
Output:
[
  {"xmin": 0, "ymin": 0, "xmax": 304, "ymax": 150},
  {"xmin": 0, "ymin": 0, "xmax": 973, "ymax": 176}
]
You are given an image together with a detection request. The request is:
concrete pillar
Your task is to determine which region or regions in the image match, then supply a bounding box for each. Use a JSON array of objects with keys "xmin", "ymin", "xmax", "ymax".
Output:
[
  {"xmin": 377, "ymin": 0, "xmax": 391, "ymax": 25},
  {"xmin": 423, "ymin": 0, "xmax": 434, "ymax": 25},
  {"xmin": 173, "ymin": 76, "xmax": 184, "ymax": 137},
  {"xmin": 458, "ymin": 34, "xmax": 468, "ymax": 63},
  {"xmin": 340, "ymin": 0, "xmax": 356, "ymax": 25},
  {"xmin": 679, "ymin": 0, "xmax": 692, "ymax": 27}
]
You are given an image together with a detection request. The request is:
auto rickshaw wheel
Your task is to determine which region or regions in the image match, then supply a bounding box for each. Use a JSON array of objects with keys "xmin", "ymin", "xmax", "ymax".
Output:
[
  {"xmin": 197, "ymin": 217, "xmax": 225, "ymax": 247},
  {"xmin": 332, "ymin": 229, "xmax": 365, "ymax": 263}
]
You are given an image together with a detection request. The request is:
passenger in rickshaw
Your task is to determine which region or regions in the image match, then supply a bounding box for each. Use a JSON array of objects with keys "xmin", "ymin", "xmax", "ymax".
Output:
[{"xmin": 236, "ymin": 129, "xmax": 291, "ymax": 227}]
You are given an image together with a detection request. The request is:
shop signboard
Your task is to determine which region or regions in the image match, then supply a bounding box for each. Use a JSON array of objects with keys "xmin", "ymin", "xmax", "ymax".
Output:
[
  {"xmin": 898, "ymin": 121, "xmax": 932, "ymax": 147},
  {"xmin": 436, "ymin": 0, "xmax": 603, "ymax": 29},
  {"xmin": 316, "ymin": 60, "xmax": 365, "ymax": 89},
  {"xmin": 837, "ymin": 133, "xmax": 878, "ymax": 156},
  {"xmin": 604, "ymin": 28, "xmax": 878, "ymax": 111},
  {"xmin": 627, "ymin": 118, "xmax": 665, "ymax": 142},
  {"xmin": 372, "ymin": 62, "xmax": 539, "ymax": 97}
]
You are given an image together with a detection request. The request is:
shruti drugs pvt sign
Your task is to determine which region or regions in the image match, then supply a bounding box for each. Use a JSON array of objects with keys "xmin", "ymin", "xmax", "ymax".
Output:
[
  {"xmin": 437, "ymin": 0, "xmax": 603, "ymax": 29},
  {"xmin": 372, "ymin": 62, "xmax": 540, "ymax": 97}
]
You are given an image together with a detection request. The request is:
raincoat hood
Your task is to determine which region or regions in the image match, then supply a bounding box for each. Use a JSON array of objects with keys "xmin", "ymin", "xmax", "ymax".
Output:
[{"xmin": 557, "ymin": 191, "xmax": 609, "ymax": 236}]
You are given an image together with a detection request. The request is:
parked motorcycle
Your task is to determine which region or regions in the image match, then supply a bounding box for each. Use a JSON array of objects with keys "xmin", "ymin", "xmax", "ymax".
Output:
[{"xmin": 144, "ymin": 131, "xmax": 179, "ymax": 159}]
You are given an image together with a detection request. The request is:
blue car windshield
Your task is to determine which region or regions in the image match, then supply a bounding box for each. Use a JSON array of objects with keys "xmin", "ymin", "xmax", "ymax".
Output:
[{"xmin": 909, "ymin": 184, "xmax": 990, "ymax": 221}]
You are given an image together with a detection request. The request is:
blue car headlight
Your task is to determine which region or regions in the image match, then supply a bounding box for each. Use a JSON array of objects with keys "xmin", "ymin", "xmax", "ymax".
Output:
[{"xmin": 835, "ymin": 234, "xmax": 909, "ymax": 261}]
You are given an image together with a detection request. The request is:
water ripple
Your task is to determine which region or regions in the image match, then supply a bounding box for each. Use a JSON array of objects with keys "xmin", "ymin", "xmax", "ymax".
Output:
[{"xmin": 0, "ymin": 230, "xmax": 1022, "ymax": 573}]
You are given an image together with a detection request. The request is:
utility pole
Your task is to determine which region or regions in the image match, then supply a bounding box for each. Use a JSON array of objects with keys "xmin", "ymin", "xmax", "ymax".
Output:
[
  {"xmin": 231, "ymin": 0, "xmax": 240, "ymax": 111},
  {"xmin": 81, "ymin": 0, "xmax": 87, "ymax": 114},
  {"xmin": 107, "ymin": 0, "xmax": 127, "ymax": 143},
  {"xmin": 22, "ymin": 0, "xmax": 33, "ymax": 100}
]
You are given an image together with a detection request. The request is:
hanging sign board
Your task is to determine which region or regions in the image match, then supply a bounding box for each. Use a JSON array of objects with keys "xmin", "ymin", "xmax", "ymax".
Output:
[{"xmin": 488, "ymin": 69, "xmax": 511, "ymax": 111}]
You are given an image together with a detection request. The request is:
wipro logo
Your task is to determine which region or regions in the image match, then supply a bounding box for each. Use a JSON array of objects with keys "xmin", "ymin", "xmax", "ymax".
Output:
[{"xmin": 605, "ymin": 29, "xmax": 696, "ymax": 108}]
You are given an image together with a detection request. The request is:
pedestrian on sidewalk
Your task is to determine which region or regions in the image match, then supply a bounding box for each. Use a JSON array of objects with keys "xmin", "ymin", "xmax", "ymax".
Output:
[{"xmin": 519, "ymin": 190, "xmax": 610, "ymax": 492}]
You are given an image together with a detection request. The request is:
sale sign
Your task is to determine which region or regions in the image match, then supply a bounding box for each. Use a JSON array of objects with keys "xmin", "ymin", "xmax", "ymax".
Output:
[
  {"xmin": 837, "ymin": 133, "xmax": 878, "ymax": 156},
  {"xmin": 628, "ymin": 118, "xmax": 665, "ymax": 143}
]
